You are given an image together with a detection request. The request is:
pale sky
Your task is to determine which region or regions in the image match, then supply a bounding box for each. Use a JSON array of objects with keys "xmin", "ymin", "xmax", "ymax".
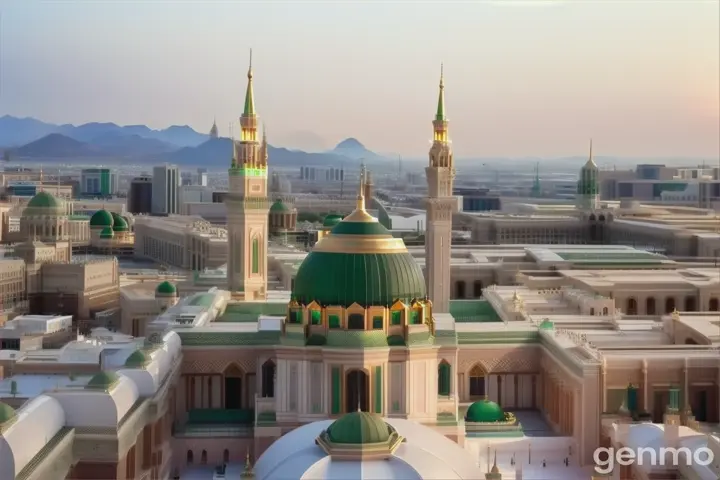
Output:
[{"xmin": 1, "ymin": 0, "xmax": 718, "ymax": 158}]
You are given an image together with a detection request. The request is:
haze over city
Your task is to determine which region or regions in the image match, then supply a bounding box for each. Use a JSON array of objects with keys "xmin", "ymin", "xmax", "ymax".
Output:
[{"xmin": 1, "ymin": 0, "xmax": 718, "ymax": 159}]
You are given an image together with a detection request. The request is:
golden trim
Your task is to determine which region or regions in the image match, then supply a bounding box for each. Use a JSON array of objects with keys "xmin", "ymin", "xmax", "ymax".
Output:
[
  {"xmin": 313, "ymin": 235, "xmax": 409, "ymax": 254},
  {"xmin": 342, "ymin": 208, "xmax": 377, "ymax": 223}
]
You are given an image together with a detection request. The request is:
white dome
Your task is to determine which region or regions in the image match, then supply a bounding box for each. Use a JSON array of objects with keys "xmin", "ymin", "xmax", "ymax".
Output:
[{"xmin": 255, "ymin": 417, "xmax": 481, "ymax": 480}]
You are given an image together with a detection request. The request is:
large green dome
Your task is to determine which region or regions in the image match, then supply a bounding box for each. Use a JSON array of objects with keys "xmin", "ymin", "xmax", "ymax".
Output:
[
  {"xmin": 326, "ymin": 411, "xmax": 391, "ymax": 444},
  {"xmin": 292, "ymin": 201, "xmax": 425, "ymax": 307},
  {"xmin": 90, "ymin": 209, "xmax": 114, "ymax": 228},
  {"xmin": 270, "ymin": 200, "xmax": 290, "ymax": 213},
  {"xmin": 322, "ymin": 213, "xmax": 343, "ymax": 228},
  {"xmin": 465, "ymin": 399, "xmax": 506, "ymax": 423},
  {"xmin": 24, "ymin": 191, "xmax": 65, "ymax": 216}
]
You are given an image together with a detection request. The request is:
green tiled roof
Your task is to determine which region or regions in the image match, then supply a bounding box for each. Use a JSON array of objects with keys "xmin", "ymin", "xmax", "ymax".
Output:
[
  {"xmin": 27, "ymin": 191, "xmax": 63, "ymax": 210},
  {"xmin": 293, "ymin": 251, "xmax": 426, "ymax": 307},
  {"xmin": 187, "ymin": 293, "xmax": 216, "ymax": 308},
  {"xmin": 327, "ymin": 411, "xmax": 391, "ymax": 444},
  {"xmin": 111, "ymin": 212, "xmax": 128, "ymax": 232},
  {"xmin": 457, "ymin": 330, "xmax": 539, "ymax": 345},
  {"xmin": 450, "ymin": 300, "xmax": 502, "ymax": 323},
  {"xmin": 218, "ymin": 302, "xmax": 287, "ymax": 322},
  {"xmin": 178, "ymin": 331, "xmax": 281, "ymax": 346},
  {"xmin": 86, "ymin": 371, "xmax": 120, "ymax": 391},
  {"xmin": 270, "ymin": 200, "xmax": 290, "ymax": 213}
]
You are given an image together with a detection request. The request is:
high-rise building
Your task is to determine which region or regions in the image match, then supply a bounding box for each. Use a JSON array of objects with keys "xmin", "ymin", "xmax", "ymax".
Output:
[
  {"xmin": 80, "ymin": 168, "xmax": 118, "ymax": 197},
  {"xmin": 196, "ymin": 168, "xmax": 208, "ymax": 187},
  {"xmin": 127, "ymin": 175, "xmax": 153, "ymax": 214},
  {"xmin": 225, "ymin": 52, "xmax": 269, "ymax": 299},
  {"xmin": 151, "ymin": 164, "xmax": 180, "ymax": 215},
  {"xmin": 425, "ymin": 65, "xmax": 456, "ymax": 313}
]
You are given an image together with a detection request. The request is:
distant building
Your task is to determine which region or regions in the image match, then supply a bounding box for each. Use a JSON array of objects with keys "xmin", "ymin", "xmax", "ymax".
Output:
[
  {"xmin": 454, "ymin": 187, "xmax": 501, "ymax": 212},
  {"xmin": 127, "ymin": 176, "xmax": 153, "ymax": 214},
  {"xmin": 80, "ymin": 168, "xmax": 118, "ymax": 197},
  {"xmin": 151, "ymin": 164, "xmax": 180, "ymax": 215}
]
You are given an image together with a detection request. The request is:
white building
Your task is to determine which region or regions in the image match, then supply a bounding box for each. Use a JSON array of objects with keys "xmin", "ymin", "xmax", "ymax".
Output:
[{"xmin": 152, "ymin": 164, "xmax": 180, "ymax": 215}]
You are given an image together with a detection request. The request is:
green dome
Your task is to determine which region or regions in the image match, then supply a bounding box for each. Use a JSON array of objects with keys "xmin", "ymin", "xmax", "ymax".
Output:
[
  {"xmin": 292, "ymin": 206, "xmax": 425, "ymax": 307},
  {"xmin": 99, "ymin": 226, "xmax": 114, "ymax": 238},
  {"xmin": 270, "ymin": 200, "xmax": 290, "ymax": 213},
  {"xmin": 125, "ymin": 349, "xmax": 151, "ymax": 368},
  {"xmin": 156, "ymin": 281, "xmax": 177, "ymax": 296},
  {"xmin": 0, "ymin": 402, "xmax": 17, "ymax": 425},
  {"xmin": 326, "ymin": 411, "xmax": 391, "ymax": 444},
  {"xmin": 111, "ymin": 212, "xmax": 128, "ymax": 232},
  {"xmin": 27, "ymin": 191, "xmax": 63, "ymax": 209},
  {"xmin": 322, "ymin": 214, "xmax": 343, "ymax": 228},
  {"xmin": 90, "ymin": 209, "xmax": 114, "ymax": 228},
  {"xmin": 465, "ymin": 399, "xmax": 506, "ymax": 423},
  {"xmin": 86, "ymin": 371, "xmax": 120, "ymax": 391}
]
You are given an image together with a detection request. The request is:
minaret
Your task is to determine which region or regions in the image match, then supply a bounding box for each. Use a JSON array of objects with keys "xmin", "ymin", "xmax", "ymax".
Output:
[
  {"xmin": 576, "ymin": 139, "xmax": 599, "ymax": 211},
  {"xmin": 226, "ymin": 49, "xmax": 269, "ymax": 300},
  {"xmin": 425, "ymin": 64, "xmax": 456, "ymax": 313},
  {"xmin": 210, "ymin": 118, "xmax": 219, "ymax": 138}
]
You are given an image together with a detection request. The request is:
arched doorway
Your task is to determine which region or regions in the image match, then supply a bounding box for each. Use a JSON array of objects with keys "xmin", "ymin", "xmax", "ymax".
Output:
[
  {"xmin": 456, "ymin": 281, "xmax": 466, "ymax": 299},
  {"xmin": 261, "ymin": 360, "xmax": 276, "ymax": 398},
  {"xmin": 646, "ymin": 297, "xmax": 656, "ymax": 315},
  {"xmin": 684, "ymin": 296, "xmax": 697, "ymax": 312},
  {"xmin": 473, "ymin": 280, "xmax": 483, "ymax": 298},
  {"xmin": 665, "ymin": 298, "xmax": 676, "ymax": 314},
  {"xmin": 469, "ymin": 364, "xmax": 486, "ymax": 399},
  {"xmin": 223, "ymin": 364, "xmax": 244, "ymax": 409},
  {"xmin": 710, "ymin": 298, "xmax": 719, "ymax": 311},
  {"xmin": 626, "ymin": 298, "xmax": 637, "ymax": 315},
  {"xmin": 345, "ymin": 370, "xmax": 369, "ymax": 413}
]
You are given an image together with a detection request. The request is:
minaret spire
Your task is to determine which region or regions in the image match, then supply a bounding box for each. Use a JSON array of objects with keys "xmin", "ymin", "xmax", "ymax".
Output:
[
  {"xmin": 436, "ymin": 63, "xmax": 445, "ymax": 121},
  {"xmin": 244, "ymin": 48, "xmax": 256, "ymax": 117}
]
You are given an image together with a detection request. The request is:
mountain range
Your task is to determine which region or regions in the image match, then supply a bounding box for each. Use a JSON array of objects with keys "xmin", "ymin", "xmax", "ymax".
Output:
[{"xmin": 0, "ymin": 115, "xmax": 386, "ymax": 167}]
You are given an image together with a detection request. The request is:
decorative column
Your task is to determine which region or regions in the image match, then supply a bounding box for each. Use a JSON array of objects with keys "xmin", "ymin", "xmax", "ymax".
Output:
[{"xmin": 642, "ymin": 360, "xmax": 648, "ymax": 412}]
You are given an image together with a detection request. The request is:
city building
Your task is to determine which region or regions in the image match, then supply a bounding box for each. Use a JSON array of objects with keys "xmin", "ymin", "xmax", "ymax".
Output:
[
  {"xmin": 80, "ymin": 168, "xmax": 118, "ymax": 197},
  {"xmin": 128, "ymin": 176, "xmax": 153, "ymax": 214},
  {"xmin": 152, "ymin": 165, "xmax": 180, "ymax": 215}
]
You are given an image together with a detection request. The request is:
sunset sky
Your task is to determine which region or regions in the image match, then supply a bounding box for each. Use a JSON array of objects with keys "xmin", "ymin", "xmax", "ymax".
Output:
[{"xmin": 1, "ymin": 0, "xmax": 718, "ymax": 158}]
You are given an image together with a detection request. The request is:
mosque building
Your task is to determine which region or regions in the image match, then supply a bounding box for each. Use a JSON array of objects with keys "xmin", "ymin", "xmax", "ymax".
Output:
[{"xmin": 1, "ymin": 58, "xmax": 720, "ymax": 480}]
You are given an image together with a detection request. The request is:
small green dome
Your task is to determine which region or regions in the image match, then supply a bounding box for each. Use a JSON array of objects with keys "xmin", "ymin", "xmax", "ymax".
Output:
[
  {"xmin": 0, "ymin": 402, "xmax": 17, "ymax": 425},
  {"xmin": 86, "ymin": 371, "xmax": 120, "ymax": 391},
  {"xmin": 27, "ymin": 191, "xmax": 63, "ymax": 209},
  {"xmin": 156, "ymin": 281, "xmax": 177, "ymax": 296},
  {"xmin": 90, "ymin": 209, "xmax": 114, "ymax": 228},
  {"xmin": 125, "ymin": 349, "xmax": 151, "ymax": 368},
  {"xmin": 111, "ymin": 212, "xmax": 128, "ymax": 232},
  {"xmin": 326, "ymin": 411, "xmax": 391, "ymax": 444},
  {"xmin": 322, "ymin": 214, "xmax": 343, "ymax": 228},
  {"xmin": 465, "ymin": 399, "xmax": 506, "ymax": 423},
  {"xmin": 99, "ymin": 226, "xmax": 114, "ymax": 238},
  {"xmin": 270, "ymin": 200, "xmax": 290, "ymax": 213}
]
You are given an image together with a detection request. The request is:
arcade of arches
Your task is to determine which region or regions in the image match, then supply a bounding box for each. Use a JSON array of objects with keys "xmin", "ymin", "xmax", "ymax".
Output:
[
  {"xmin": 624, "ymin": 295, "xmax": 718, "ymax": 316},
  {"xmin": 182, "ymin": 360, "xmax": 276, "ymax": 410}
]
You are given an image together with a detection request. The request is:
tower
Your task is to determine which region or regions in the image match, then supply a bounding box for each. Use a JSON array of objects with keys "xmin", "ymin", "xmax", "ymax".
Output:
[
  {"xmin": 425, "ymin": 64, "xmax": 456, "ymax": 313},
  {"xmin": 576, "ymin": 140, "xmax": 599, "ymax": 211},
  {"xmin": 226, "ymin": 50, "xmax": 269, "ymax": 299},
  {"xmin": 210, "ymin": 118, "xmax": 219, "ymax": 139}
]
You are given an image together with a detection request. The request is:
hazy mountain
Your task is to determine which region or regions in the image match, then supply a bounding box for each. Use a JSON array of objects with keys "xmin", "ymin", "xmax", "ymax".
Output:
[
  {"xmin": 0, "ymin": 115, "xmax": 58, "ymax": 146},
  {"xmin": 331, "ymin": 138, "xmax": 384, "ymax": 161},
  {"xmin": 165, "ymin": 137, "xmax": 364, "ymax": 167},
  {"xmin": 88, "ymin": 133, "xmax": 177, "ymax": 156},
  {"xmin": 15, "ymin": 134, "xmax": 106, "ymax": 158},
  {"xmin": 0, "ymin": 115, "xmax": 208, "ymax": 149}
]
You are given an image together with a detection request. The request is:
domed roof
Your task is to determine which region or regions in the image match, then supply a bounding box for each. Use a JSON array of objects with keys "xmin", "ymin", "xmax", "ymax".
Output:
[
  {"xmin": 125, "ymin": 349, "xmax": 151, "ymax": 368},
  {"xmin": 27, "ymin": 191, "xmax": 63, "ymax": 209},
  {"xmin": 90, "ymin": 209, "xmax": 114, "ymax": 228},
  {"xmin": 156, "ymin": 281, "xmax": 177, "ymax": 296},
  {"xmin": 86, "ymin": 371, "xmax": 120, "ymax": 391},
  {"xmin": 99, "ymin": 226, "xmax": 114, "ymax": 238},
  {"xmin": 270, "ymin": 200, "xmax": 290, "ymax": 213},
  {"xmin": 326, "ymin": 411, "xmax": 391, "ymax": 444},
  {"xmin": 292, "ymin": 196, "xmax": 425, "ymax": 307},
  {"xmin": 0, "ymin": 402, "xmax": 17, "ymax": 425},
  {"xmin": 322, "ymin": 214, "xmax": 343, "ymax": 228},
  {"xmin": 111, "ymin": 212, "xmax": 128, "ymax": 232},
  {"xmin": 465, "ymin": 399, "xmax": 505, "ymax": 423}
]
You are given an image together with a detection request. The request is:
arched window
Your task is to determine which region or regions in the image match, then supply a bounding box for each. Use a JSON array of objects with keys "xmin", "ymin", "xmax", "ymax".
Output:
[
  {"xmin": 261, "ymin": 359, "xmax": 276, "ymax": 398},
  {"xmin": 665, "ymin": 298, "xmax": 676, "ymax": 313},
  {"xmin": 201, "ymin": 450, "xmax": 207, "ymax": 465},
  {"xmin": 473, "ymin": 280, "xmax": 483, "ymax": 298},
  {"xmin": 186, "ymin": 450, "xmax": 193, "ymax": 465},
  {"xmin": 646, "ymin": 297, "xmax": 656, "ymax": 315},
  {"xmin": 684, "ymin": 296, "xmax": 697, "ymax": 312},
  {"xmin": 469, "ymin": 364, "xmax": 486, "ymax": 398},
  {"xmin": 590, "ymin": 308, "xmax": 595, "ymax": 316},
  {"xmin": 456, "ymin": 281, "xmax": 466, "ymax": 299},
  {"xmin": 251, "ymin": 237, "xmax": 260, "ymax": 274},
  {"xmin": 438, "ymin": 361, "xmax": 451, "ymax": 396},
  {"xmin": 223, "ymin": 449, "xmax": 229, "ymax": 463},
  {"xmin": 602, "ymin": 307, "xmax": 608, "ymax": 315},
  {"xmin": 626, "ymin": 298, "xmax": 637, "ymax": 315},
  {"xmin": 710, "ymin": 298, "xmax": 719, "ymax": 311}
]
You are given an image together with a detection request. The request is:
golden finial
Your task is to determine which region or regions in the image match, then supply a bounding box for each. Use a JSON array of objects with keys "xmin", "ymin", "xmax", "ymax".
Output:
[
  {"xmin": 248, "ymin": 48, "xmax": 253, "ymax": 79},
  {"xmin": 671, "ymin": 308, "xmax": 680, "ymax": 320},
  {"xmin": 491, "ymin": 450, "xmax": 500, "ymax": 473},
  {"xmin": 240, "ymin": 448, "xmax": 254, "ymax": 477},
  {"xmin": 356, "ymin": 164, "xmax": 366, "ymax": 210}
]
